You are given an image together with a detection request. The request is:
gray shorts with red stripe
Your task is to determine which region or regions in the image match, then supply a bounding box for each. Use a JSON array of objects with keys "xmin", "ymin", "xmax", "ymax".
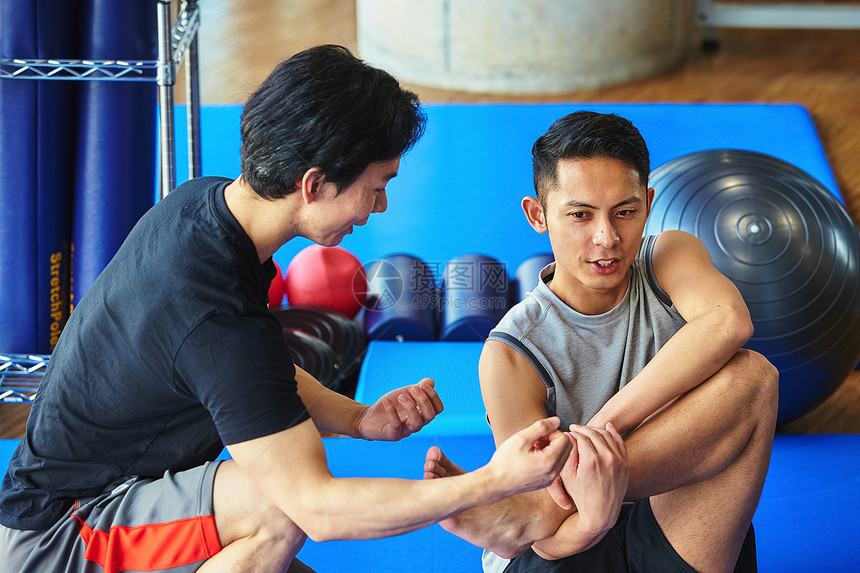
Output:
[{"xmin": 1, "ymin": 461, "xmax": 222, "ymax": 572}]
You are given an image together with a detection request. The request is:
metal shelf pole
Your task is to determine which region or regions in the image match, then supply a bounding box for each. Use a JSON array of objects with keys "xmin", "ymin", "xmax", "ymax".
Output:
[
  {"xmin": 185, "ymin": 0, "xmax": 202, "ymax": 180},
  {"xmin": 157, "ymin": 0, "xmax": 177, "ymax": 199}
]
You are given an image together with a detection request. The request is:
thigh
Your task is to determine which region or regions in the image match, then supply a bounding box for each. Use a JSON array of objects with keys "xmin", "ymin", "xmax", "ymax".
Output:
[
  {"xmin": 502, "ymin": 541, "xmax": 628, "ymax": 572},
  {"xmin": 204, "ymin": 460, "xmax": 309, "ymax": 571},
  {"xmin": 626, "ymin": 349, "xmax": 776, "ymax": 502},
  {"xmin": 625, "ymin": 498, "xmax": 697, "ymax": 573},
  {"xmin": 641, "ymin": 354, "xmax": 773, "ymax": 571},
  {"xmin": 211, "ymin": 458, "xmax": 304, "ymax": 547},
  {"xmin": 0, "ymin": 524, "xmax": 44, "ymax": 572}
]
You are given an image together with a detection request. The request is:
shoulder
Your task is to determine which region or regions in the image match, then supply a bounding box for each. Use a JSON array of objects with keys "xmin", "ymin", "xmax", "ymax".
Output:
[
  {"xmin": 491, "ymin": 292, "xmax": 547, "ymax": 340},
  {"xmin": 647, "ymin": 231, "xmax": 713, "ymax": 287},
  {"xmin": 171, "ymin": 176, "xmax": 233, "ymax": 196},
  {"xmin": 650, "ymin": 230, "xmax": 708, "ymax": 263}
]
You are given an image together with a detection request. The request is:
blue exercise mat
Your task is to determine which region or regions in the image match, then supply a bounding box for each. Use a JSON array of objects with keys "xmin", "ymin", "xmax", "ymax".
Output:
[
  {"xmin": 354, "ymin": 341, "xmax": 488, "ymax": 436},
  {"xmin": 175, "ymin": 102, "xmax": 842, "ymax": 278},
  {"xmin": 2, "ymin": 433, "xmax": 858, "ymax": 572}
]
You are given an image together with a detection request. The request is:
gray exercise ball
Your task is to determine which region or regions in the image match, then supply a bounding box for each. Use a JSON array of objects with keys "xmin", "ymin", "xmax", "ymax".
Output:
[{"xmin": 644, "ymin": 149, "xmax": 860, "ymax": 424}]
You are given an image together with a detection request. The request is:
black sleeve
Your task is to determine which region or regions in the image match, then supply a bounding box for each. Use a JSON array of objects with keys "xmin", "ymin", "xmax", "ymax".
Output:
[{"xmin": 174, "ymin": 313, "xmax": 311, "ymax": 445}]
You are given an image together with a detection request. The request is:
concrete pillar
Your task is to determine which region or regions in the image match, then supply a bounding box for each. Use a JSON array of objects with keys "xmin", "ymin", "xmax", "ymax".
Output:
[{"xmin": 357, "ymin": 0, "xmax": 693, "ymax": 94}]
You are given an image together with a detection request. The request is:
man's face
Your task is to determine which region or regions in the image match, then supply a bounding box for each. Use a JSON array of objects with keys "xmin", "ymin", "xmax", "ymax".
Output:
[
  {"xmin": 314, "ymin": 156, "xmax": 400, "ymax": 246},
  {"xmin": 528, "ymin": 156, "xmax": 652, "ymax": 315}
]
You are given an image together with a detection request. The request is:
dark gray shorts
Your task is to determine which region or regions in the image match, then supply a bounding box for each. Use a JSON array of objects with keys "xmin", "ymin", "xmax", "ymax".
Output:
[
  {"xmin": 0, "ymin": 461, "xmax": 222, "ymax": 573},
  {"xmin": 502, "ymin": 498, "xmax": 757, "ymax": 573}
]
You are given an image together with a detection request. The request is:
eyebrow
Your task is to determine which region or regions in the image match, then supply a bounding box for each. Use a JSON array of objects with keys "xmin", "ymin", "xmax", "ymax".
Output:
[{"xmin": 562, "ymin": 196, "xmax": 642, "ymax": 210}]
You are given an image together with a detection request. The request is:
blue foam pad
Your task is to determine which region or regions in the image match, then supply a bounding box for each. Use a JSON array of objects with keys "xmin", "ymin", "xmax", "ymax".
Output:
[
  {"xmin": 754, "ymin": 434, "xmax": 860, "ymax": 571},
  {"xmin": 0, "ymin": 439, "xmax": 18, "ymax": 467},
  {"xmin": 354, "ymin": 341, "xmax": 488, "ymax": 436},
  {"xmin": 2, "ymin": 433, "xmax": 859, "ymax": 571}
]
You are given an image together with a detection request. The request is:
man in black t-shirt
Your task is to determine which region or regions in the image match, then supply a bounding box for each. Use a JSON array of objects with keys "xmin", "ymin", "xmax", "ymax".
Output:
[{"xmin": 0, "ymin": 46, "xmax": 573, "ymax": 572}]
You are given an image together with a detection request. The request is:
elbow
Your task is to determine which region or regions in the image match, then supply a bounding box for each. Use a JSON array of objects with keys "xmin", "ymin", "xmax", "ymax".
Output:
[
  {"xmin": 732, "ymin": 311, "xmax": 755, "ymax": 347},
  {"xmin": 297, "ymin": 512, "xmax": 344, "ymax": 543},
  {"xmin": 719, "ymin": 304, "xmax": 754, "ymax": 348},
  {"xmin": 245, "ymin": 503, "xmax": 341, "ymax": 548},
  {"xmin": 305, "ymin": 527, "xmax": 337, "ymax": 544}
]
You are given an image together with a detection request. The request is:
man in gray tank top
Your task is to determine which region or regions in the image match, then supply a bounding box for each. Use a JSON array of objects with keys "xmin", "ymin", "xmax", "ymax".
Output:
[{"xmin": 424, "ymin": 112, "xmax": 778, "ymax": 572}]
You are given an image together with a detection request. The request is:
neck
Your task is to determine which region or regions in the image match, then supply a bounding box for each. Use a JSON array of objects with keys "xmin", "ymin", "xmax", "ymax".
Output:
[
  {"xmin": 223, "ymin": 177, "xmax": 298, "ymax": 263},
  {"xmin": 547, "ymin": 269, "xmax": 630, "ymax": 316}
]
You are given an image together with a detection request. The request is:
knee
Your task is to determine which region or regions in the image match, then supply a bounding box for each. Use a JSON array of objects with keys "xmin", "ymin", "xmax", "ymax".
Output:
[
  {"xmin": 253, "ymin": 504, "xmax": 308, "ymax": 552},
  {"xmin": 728, "ymin": 349, "xmax": 779, "ymax": 421}
]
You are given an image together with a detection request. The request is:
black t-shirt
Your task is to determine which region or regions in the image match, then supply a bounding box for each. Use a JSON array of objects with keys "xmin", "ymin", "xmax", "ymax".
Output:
[{"xmin": 0, "ymin": 177, "xmax": 310, "ymax": 530}]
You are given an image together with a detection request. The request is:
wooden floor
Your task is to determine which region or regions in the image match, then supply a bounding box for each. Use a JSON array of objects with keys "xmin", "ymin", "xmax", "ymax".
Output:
[{"xmin": 2, "ymin": 2, "xmax": 858, "ymax": 438}]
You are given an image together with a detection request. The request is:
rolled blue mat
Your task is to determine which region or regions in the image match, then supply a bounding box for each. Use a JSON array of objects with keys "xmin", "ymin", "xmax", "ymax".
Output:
[
  {"xmin": 0, "ymin": 60, "xmax": 38, "ymax": 353},
  {"xmin": 72, "ymin": 0, "xmax": 157, "ymax": 303},
  {"xmin": 364, "ymin": 254, "xmax": 438, "ymax": 341},
  {"xmin": 439, "ymin": 254, "xmax": 510, "ymax": 342},
  {"xmin": 0, "ymin": 0, "xmax": 78, "ymax": 353}
]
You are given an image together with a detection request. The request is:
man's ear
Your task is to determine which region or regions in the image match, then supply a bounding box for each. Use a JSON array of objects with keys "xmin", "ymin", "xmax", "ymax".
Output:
[
  {"xmin": 299, "ymin": 167, "xmax": 327, "ymax": 204},
  {"xmin": 522, "ymin": 196, "xmax": 548, "ymax": 234},
  {"xmin": 645, "ymin": 187, "xmax": 655, "ymax": 218}
]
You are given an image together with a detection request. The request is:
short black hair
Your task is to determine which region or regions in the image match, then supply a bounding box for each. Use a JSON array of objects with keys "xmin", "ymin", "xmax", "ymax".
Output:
[
  {"xmin": 532, "ymin": 111, "xmax": 650, "ymax": 207},
  {"xmin": 240, "ymin": 45, "xmax": 426, "ymax": 199}
]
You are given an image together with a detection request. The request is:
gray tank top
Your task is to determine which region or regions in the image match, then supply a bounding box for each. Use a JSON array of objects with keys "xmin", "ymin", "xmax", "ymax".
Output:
[
  {"xmin": 482, "ymin": 237, "xmax": 687, "ymax": 572},
  {"xmin": 488, "ymin": 235, "xmax": 687, "ymax": 428}
]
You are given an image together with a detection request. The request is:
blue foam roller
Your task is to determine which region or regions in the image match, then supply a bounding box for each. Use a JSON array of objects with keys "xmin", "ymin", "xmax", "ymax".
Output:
[
  {"xmin": 514, "ymin": 253, "xmax": 553, "ymax": 303},
  {"xmin": 364, "ymin": 254, "xmax": 438, "ymax": 341},
  {"xmin": 72, "ymin": 0, "xmax": 157, "ymax": 303},
  {"xmin": 440, "ymin": 254, "xmax": 510, "ymax": 342}
]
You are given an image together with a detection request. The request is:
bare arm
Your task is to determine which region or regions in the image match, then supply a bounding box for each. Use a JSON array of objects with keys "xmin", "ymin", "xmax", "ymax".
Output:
[
  {"xmin": 589, "ymin": 230, "xmax": 753, "ymax": 434},
  {"xmin": 294, "ymin": 365, "xmax": 443, "ymax": 440},
  {"xmin": 225, "ymin": 415, "xmax": 571, "ymax": 542}
]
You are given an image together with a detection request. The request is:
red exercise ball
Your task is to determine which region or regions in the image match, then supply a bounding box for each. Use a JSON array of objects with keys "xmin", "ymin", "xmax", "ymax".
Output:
[
  {"xmin": 268, "ymin": 261, "xmax": 285, "ymax": 307},
  {"xmin": 284, "ymin": 246, "xmax": 367, "ymax": 319}
]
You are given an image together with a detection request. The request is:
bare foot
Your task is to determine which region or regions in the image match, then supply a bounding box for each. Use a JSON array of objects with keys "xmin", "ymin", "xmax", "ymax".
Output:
[
  {"xmin": 423, "ymin": 446, "xmax": 466, "ymax": 480},
  {"xmin": 423, "ymin": 446, "xmax": 530, "ymax": 557}
]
